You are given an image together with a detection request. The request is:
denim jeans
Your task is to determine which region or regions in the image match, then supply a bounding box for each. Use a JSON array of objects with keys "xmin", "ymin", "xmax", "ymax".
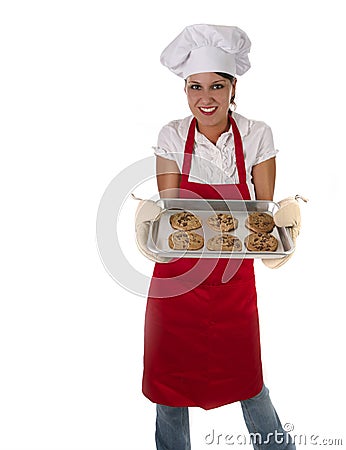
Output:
[{"xmin": 155, "ymin": 385, "xmax": 296, "ymax": 450}]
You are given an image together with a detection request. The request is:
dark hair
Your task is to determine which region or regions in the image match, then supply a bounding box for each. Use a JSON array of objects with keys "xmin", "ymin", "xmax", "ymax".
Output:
[
  {"xmin": 215, "ymin": 72, "xmax": 236, "ymax": 84},
  {"xmin": 184, "ymin": 72, "xmax": 236, "ymax": 84}
]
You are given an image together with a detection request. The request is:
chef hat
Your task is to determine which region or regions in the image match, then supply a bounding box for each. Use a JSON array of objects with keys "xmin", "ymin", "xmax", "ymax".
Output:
[{"xmin": 160, "ymin": 24, "xmax": 251, "ymax": 79}]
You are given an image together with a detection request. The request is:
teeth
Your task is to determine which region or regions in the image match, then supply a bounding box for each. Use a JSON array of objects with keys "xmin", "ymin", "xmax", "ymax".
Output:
[{"xmin": 200, "ymin": 107, "xmax": 216, "ymax": 112}]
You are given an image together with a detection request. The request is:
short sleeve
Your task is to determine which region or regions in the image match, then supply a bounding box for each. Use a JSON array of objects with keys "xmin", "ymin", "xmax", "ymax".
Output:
[
  {"xmin": 154, "ymin": 127, "xmax": 177, "ymax": 161},
  {"xmin": 253, "ymin": 124, "xmax": 278, "ymax": 166},
  {"xmin": 153, "ymin": 121, "xmax": 185, "ymax": 171}
]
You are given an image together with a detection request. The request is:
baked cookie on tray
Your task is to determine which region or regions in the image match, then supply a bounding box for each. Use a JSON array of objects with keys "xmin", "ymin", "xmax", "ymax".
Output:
[
  {"xmin": 245, "ymin": 212, "xmax": 275, "ymax": 233},
  {"xmin": 168, "ymin": 230, "xmax": 204, "ymax": 250},
  {"xmin": 207, "ymin": 234, "xmax": 242, "ymax": 252},
  {"xmin": 207, "ymin": 213, "xmax": 238, "ymax": 232},
  {"xmin": 245, "ymin": 232, "xmax": 278, "ymax": 252},
  {"xmin": 169, "ymin": 211, "xmax": 202, "ymax": 231}
]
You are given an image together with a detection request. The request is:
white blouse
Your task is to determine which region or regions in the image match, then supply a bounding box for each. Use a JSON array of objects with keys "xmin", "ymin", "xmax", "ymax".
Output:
[{"xmin": 153, "ymin": 112, "xmax": 278, "ymax": 200}]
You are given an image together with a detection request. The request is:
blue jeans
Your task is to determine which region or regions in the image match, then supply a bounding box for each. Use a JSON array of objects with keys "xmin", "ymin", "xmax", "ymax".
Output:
[{"xmin": 155, "ymin": 385, "xmax": 296, "ymax": 450}]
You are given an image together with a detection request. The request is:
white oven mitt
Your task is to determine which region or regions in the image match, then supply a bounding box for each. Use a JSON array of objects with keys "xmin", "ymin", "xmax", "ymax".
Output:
[
  {"xmin": 262, "ymin": 195, "xmax": 308, "ymax": 269},
  {"xmin": 134, "ymin": 195, "xmax": 172, "ymax": 263}
]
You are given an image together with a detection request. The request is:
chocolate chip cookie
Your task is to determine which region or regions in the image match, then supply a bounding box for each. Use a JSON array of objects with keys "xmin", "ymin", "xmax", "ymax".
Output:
[
  {"xmin": 207, "ymin": 234, "xmax": 242, "ymax": 252},
  {"xmin": 169, "ymin": 211, "xmax": 202, "ymax": 231},
  {"xmin": 245, "ymin": 212, "xmax": 275, "ymax": 233},
  {"xmin": 168, "ymin": 230, "xmax": 204, "ymax": 250},
  {"xmin": 207, "ymin": 213, "xmax": 238, "ymax": 232},
  {"xmin": 245, "ymin": 232, "xmax": 278, "ymax": 252}
]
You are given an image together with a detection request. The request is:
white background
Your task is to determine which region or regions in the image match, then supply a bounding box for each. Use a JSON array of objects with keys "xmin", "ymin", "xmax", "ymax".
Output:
[{"xmin": 1, "ymin": 0, "xmax": 345, "ymax": 449}]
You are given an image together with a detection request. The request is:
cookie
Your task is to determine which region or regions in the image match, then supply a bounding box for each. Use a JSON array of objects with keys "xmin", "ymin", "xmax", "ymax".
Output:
[
  {"xmin": 207, "ymin": 234, "xmax": 242, "ymax": 252},
  {"xmin": 245, "ymin": 232, "xmax": 278, "ymax": 252},
  {"xmin": 168, "ymin": 230, "xmax": 204, "ymax": 251},
  {"xmin": 169, "ymin": 211, "xmax": 202, "ymax": 231},
  {"xmin": 207, "ymin": 213, "xmax": 238, "ymax": 232},
  {"xmin": 245, "ymin": 212, "xmax": 275, "ymax": 233}
]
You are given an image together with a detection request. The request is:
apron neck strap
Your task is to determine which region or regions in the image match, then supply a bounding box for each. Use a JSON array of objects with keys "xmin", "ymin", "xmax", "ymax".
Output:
[
  {"xmin": 181, "ymin": 113, "xmax": 247, "ymax": 184},
  {"xmin": 230, "ymin": 115, "xmax": 247, "ymax": 184},
  {"xmin": 181, "ymin": 117, "xmax": 197, "ymax": 181}
]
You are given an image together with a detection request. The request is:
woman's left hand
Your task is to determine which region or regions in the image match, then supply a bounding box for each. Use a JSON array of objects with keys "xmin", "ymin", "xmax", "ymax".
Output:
[{"xmin": 262, "ymin": 195, "xmax": 308, "ymax": 269}]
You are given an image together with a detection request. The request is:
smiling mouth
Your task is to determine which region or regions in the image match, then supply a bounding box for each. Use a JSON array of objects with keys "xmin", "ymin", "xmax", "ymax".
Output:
[{"xmin": 198, "ymin": 106, "xmax": 217, "ymax": 115}]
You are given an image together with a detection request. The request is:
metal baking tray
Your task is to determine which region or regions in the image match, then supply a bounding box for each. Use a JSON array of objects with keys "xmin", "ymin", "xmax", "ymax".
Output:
[{"xmin": 146, "ymin": 198, "xmax": 294, "ymax": 259}]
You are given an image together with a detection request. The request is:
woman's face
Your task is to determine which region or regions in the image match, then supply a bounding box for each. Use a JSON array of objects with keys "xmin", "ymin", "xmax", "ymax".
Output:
[{"xmin": 185, "ymin": 72, "xmax": 236, "ymax": 129}]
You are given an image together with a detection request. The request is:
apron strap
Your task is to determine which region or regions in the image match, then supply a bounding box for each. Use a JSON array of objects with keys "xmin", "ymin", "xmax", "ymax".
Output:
[
  {"xmin": 181, "ymin": 114, "xmax": 247, "ymax": 184},
  {"xmin": 181, "ymin": 117, "xmax": 196, "ymax": 183},
  {"xmin": 230, "ymin": 116, "xmax": 247, "ymax": 184}
]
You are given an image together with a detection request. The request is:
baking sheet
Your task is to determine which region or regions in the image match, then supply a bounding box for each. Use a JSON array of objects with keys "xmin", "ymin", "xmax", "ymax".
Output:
[{"xmin": 146, "ymin": 199, "xmax": 294, "ymax": 259}]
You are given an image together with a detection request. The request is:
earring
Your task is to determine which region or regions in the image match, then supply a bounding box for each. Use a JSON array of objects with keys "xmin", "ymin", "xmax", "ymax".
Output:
[{"xmin": 229, "ymin": 101, "xmax": 237, "ymax": 112}]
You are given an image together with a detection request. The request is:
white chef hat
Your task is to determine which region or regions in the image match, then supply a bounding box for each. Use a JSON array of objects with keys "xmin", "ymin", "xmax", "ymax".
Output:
[{"xmin": 160, "ymin": 24, "xmax": 251, "ymax": 79}]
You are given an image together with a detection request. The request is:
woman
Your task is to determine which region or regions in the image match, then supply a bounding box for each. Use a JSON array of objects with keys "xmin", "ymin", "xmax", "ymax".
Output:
[{"xmin": 135, "ymin": 24, "xmax": 301, "ymax": 450}]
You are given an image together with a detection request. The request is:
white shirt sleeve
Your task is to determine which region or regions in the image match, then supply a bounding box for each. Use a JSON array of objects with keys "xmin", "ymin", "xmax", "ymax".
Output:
[
  {"xmin": 252, "ymin": 122, "xmax": 278, "ymax": 166},
  {"xmin": 153, "ymin": 120, "xmax": 185, "ymax": 171}
]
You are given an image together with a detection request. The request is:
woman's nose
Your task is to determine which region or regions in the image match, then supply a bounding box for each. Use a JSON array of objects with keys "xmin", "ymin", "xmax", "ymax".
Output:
[{"xmin": 199, "ymin": 90, "xmax": 214, "ymax": 103}]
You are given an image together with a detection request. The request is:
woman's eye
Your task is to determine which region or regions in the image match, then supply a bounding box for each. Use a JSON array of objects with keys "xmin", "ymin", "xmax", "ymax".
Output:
[{"xmin": 188, "ymin": 83, "xmax": 224, "ymax": 91}]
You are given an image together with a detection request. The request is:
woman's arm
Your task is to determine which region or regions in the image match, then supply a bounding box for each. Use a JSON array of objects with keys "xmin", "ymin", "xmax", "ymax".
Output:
[
  {"xmin": 156, "ymin": 156, "xmax": 181, "ymax": 198},
  {"xmin": 252, "ymin": 157, "xmax": 276, "ymax": 201}
]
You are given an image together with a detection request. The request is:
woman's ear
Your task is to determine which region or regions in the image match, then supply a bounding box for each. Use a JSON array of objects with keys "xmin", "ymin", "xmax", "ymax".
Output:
[{"xmin": 232, "ymin": 78, "xmax": 237, "ymax": 95}]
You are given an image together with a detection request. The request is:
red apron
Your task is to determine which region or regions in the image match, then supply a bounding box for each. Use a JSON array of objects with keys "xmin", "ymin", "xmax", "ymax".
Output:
[{"xmin": 142, "ymin": 115, "xmax": 263, "ymax": 410}]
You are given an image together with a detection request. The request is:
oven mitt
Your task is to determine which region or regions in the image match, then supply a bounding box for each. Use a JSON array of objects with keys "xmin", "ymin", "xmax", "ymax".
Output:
[
  {"xmin": 262, "ymin": 195, "xmax": 308, "ymax": 269},
  {"xmin": 134, "ymin": 195, "xmax": 172, "ymax": 263}
]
